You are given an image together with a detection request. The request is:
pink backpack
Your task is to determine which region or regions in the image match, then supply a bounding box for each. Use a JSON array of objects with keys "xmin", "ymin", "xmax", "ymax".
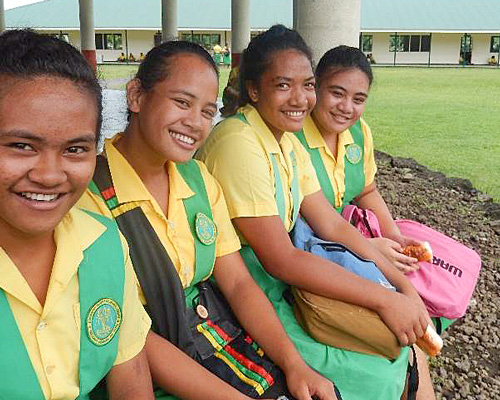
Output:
[
  {"xmin": 342, "ymin": 205, "xmax": 482, "ymax": 319},
  {"xmin": 395, "ymin": 219, "xmax": 481, "ymax": 319},
  {"xmin": 341, "ymin": 205, "xmax": 382, "ymax": 239}
]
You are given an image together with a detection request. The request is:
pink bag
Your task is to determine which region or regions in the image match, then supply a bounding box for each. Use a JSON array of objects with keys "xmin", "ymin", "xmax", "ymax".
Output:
[
  {"xmin": 342, "ymin": 205, "xmax": 482, "ymax": 320},
  {"xmin": 395, "ymin": 219, "xmax": 481, "ymax": 319},
  {"xmin": 341, "ymin": 205, "xmax": 382, "ymax": 238}
]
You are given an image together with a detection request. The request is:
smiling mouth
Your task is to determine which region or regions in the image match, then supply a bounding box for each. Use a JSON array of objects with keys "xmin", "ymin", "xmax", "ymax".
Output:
[
  {"xmin": 170, "ymin": 131, "xmax": 195, "ymax": 145},
  {"xmin": 20, "ymin": 192, "xmax": 60, "ymax": 202},
  {"xmin": 283, "ymin": 111, "xmax": 306, "ymax": 118}
]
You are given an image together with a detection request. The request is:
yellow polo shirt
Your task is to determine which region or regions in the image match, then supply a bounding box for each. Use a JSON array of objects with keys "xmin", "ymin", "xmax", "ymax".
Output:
[
  {"xmin": 302, "ymin": 116, "xmax": 377, "ymax": 209},
  {"xmin": 77, "ymin": 135, "xmax": 241, "ymax": 288},
  {"xmin": 197, "ymin": 104, "xmax": 321, "ymax": 238},
  {"xmin": 0, "ymin": 207, "xmax": 151, "ymax": 400}
]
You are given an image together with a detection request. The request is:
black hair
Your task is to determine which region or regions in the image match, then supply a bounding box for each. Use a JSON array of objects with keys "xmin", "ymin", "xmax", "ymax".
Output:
[
  {"xmin": 127, "ymin": 40, "xmax": 218, "ymax": 121},
  {"xmin": 0, "ymin": 29, "xmax": 103, "ymax": 143},
  {"xmin": 238, "ymin": 24, "xmax": 313, "ymax": 107},
  {"xmin": 135, "ymin": 40, "xmax": 219, "ymax": 92},
  {"xmin": 316, "ymin": 45, "xmax": 373, "ymax": 87}
]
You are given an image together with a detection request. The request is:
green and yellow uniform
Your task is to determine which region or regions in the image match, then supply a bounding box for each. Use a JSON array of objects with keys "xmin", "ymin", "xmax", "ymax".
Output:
[
  {"xmin": 198, "ymin": 104, "xmax": 410, "ymax": 400},
  {"xmin": 0, "ymin": 208, "xmax": 151, "ymax": 400}
]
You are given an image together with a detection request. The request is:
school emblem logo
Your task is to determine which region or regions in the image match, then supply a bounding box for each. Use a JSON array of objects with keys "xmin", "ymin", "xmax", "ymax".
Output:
[
  {"xmin": 86, "ymin": 298, "xmax": 122, "ymax": 346},
  {"xmin": 195, "ymin": 212, "xmax": 217, "ymax": 246},
  {"xmin": 346, "ymin": 143, "xmax": 362, "ymax": 164}
]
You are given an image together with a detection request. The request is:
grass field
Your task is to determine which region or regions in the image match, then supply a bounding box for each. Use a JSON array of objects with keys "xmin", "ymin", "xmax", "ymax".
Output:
[
  {"xmin": 364, "ymin": 67, "xmax": 500, "ymax": 201},
  {"xmin": 98, "ymin": 64, "xmax": 500, "ymax": 201}
]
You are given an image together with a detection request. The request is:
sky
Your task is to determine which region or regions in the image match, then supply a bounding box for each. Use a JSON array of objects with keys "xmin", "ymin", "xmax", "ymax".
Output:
[{"xmin": 4, "ymin": 0, "xmax": 44, "ymax": 10}]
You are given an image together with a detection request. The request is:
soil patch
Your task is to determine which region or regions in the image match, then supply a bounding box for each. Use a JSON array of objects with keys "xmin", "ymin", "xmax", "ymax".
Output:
[{"xmin": 375, "ymin": 151, "xmax": 500, "ymax": 400}]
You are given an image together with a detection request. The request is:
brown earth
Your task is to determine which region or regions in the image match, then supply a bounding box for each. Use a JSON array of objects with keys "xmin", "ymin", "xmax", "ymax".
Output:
[{"xmin": 375, "ymin": 151, "xmax": 500, "ymax": 400}]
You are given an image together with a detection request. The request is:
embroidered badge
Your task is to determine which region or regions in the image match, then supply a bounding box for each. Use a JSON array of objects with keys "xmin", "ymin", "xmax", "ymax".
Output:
[
  {"xmin": 195, "ymin": 212, "xmax": 217, "ymax": 246},
  {"xmin": 86, "ymin": 298, "xmax": 122, "ymax": 346},
  {"xmin": 346, "ymin": 143, "xmax": 362, "ymax": 164}
]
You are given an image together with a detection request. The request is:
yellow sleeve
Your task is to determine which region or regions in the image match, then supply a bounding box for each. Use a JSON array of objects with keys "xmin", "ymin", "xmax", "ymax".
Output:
[
  {"xmin": 198, "ymin": 161, "xmax": 241, "ymax": 258},
  {"xmin": 291, "ymin": 136, "xmax": 321, "ymax": 198},
  {"xmin": 76, "ymin": 189, "xmax": 113, "ymax": 219},
  {"xmin": 114, "ymin": 234, "xmax": 151, "ymax": 365},
  {"xmin": 200, "ymin": 123, "xmax": 279, "ymax": 220},
  {"xmin": 361, "ymin": 120, "xmax": 377, "ymax": 187}
]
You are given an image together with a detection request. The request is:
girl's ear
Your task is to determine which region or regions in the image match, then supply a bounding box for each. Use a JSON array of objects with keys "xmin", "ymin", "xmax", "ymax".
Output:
[
  {"xmin": 126, "ymin": 78, "xmax": 143, "ymax": 113},
  {"xmin": 246, "ymin": 81, "xmax": 259, "ymax": 103}
]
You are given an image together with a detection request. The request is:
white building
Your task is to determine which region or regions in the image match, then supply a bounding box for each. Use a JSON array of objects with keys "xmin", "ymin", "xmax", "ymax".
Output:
[{"xmin": 5, "ymin": 0, "xmax": 500, "ymax": 66}]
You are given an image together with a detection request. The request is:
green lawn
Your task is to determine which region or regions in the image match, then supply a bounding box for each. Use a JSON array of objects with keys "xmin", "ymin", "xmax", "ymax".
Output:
[
  {"xmin": 364, "ymin": 67, "xmax": 500, "ymax": 201},
  {"xmin": 97, "ymin": 63, "xmax": 231, "ymax": 94},
  {"xmin": 98, "ymin": 64, "xmax": 500, "ymax": 201}
]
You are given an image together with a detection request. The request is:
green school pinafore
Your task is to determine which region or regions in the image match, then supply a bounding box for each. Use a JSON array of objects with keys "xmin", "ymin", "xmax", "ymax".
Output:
[
  {"xmin": 0, "ymin": 213, "xmax": 124, "ymax": 400},
  {"xmin": 235, "ymin": 114, "xmax": 409, "ymax": 400}
]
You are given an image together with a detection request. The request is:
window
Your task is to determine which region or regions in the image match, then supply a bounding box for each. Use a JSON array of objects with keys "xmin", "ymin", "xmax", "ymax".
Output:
[
  {"xmin": 390, "ymin": 34, "xmax": 430, "ymax": 52},
  {"xmin": 95, "ymin": 33, "xmax": 122, "ymax": 50},
  {"xmin": 360, "ymin": 35, "xmax": 373, "ymax": 52},
  {"xmin": 491, "ymin": 36, "xmax": 500, "ymax": 53},
  {"xmin": 180, "ymin": 33, "xmax": 221, "ymax": 51}
]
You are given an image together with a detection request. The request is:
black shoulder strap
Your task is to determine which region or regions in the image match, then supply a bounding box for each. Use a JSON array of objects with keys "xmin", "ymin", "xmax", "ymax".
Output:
[{"xmin": 92, "ymin": 155, "xmax": 197, "ymax": 357}]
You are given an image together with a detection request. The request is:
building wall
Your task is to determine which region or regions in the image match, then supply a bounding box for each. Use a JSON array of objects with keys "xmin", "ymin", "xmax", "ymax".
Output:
[
  {"xmin": 471, "ymin": 33, "xmax": 499, "ymax": 65},
  {"xmin": 429, "ymin": 33, "xmax": 461, "ymax": 64}
]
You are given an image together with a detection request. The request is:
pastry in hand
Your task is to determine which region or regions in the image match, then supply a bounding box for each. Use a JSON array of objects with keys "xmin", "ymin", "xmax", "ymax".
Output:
[
  {"xmin": 402, "ymin": 242, "xmax": 433, "ymax": 262},
  {"xmin": 416, "ymin": 324, "xmax": 443, "ymax": 357}
]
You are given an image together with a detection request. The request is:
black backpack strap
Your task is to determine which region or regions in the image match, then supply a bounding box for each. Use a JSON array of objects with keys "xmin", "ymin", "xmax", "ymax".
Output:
[
  {"xmin": 92, "ymin": 155, "xmax": 197, "ymax": 357},
  {"xmin": 406, "ymin": 346, "xmax": 419, "ymax": 400}
]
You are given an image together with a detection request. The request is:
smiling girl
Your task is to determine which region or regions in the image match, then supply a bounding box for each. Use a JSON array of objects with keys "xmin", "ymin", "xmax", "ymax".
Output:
[
  {"xmin": 198, "ymin": 25, "xmax": 431, "ymax": 400},
  {"xmin": 0, "ymin": 30, "xmax": 153, "ymax": 400},
  {"xmin": 78, "ymin": 40, "xmax": 338, "ymax": 400}
]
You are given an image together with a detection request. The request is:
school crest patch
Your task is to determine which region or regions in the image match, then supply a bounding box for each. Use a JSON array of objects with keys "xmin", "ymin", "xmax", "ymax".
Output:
[
  {"xmin": 195, "ymin": 212, "xmax": 217, "ymax": 246},
  {"xmin": 346, "ymin": 143, "xmax": 362, "ymax": 164},
  {"xmin": 86, "ymin": 298, "xmax": 122, "ymax": 346}
]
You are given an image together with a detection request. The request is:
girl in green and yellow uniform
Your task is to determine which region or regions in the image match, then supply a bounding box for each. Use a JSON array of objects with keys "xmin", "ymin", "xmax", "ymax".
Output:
[
  {"xmin": 296, "ymin": 45, "xmax": 437, "ymax": 399},
  {"xmin": 198, "ymin": 25, "xmax": 431, "ymax": 400},
  {"xmin": 78, "ymin": 40, "xmax": 338, "ymax": 400},
  {"xmin": 0, "ymin": 30, "xmax": 153, "ymax": 400}
]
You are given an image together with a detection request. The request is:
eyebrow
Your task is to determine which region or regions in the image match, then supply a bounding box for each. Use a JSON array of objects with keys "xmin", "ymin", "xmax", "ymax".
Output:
[
  {"xmin": 273, "ymin": 75, "xmax": 316, "ymax": 82},
  {"xmin": 327, "ymin": 84, "xmax": 368, "ymax": 97},
  {"xmin": 0, "ymin": 130, "xmax": 96, "ymax": 144},
  {"xmin": 170, "ymin": 89, "xmax": 218, "ymax": 110}
]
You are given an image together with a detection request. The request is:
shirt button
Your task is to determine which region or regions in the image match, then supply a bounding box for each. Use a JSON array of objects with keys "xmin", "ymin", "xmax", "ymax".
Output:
[
  {"xmin": 37, "ymin": 321, "xmax": 47, "ymax": 331},
  {"xmin": 46, "ymin": 365, "xmax": 55, "ymax": 375}
]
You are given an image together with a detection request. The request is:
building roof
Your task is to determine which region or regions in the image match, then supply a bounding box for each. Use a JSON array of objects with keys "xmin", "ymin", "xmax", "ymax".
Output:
[
  {"xmin": 5, "ymin": 0, "xmax": 500, "ymax": 33},
  {"xmin": 5, "ymin": 0, "xmax": 292, "ymax": 30}
]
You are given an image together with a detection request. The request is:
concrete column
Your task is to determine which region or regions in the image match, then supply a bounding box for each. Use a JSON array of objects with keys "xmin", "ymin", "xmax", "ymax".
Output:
[
  {"xmin": 295, "ymin": 0, "xmax": 361, "ymax": 63},
  {"xmin": 162, "ymin": 0, "xmax": 178, "ymax": 42},
  {"xmin": 78, "ymin": 0, "xmax": 96, "ymax": 71},
  {"xmin": 0, "ymin": 0, "xmax": 6, "ymax": 34},
  {"xmin": 231, "ymin": 0, "xmax": 250, "ymax": 67}
]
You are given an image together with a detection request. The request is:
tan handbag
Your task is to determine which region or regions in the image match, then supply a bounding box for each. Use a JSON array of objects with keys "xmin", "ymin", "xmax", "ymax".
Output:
[{"xmin": 292, "ymin": 287, "xmax": 402, "ymax": 359}]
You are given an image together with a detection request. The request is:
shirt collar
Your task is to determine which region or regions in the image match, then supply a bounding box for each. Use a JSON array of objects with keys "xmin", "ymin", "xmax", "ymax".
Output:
[
  {"xmin": 304, "ymin": 116, "xmax": 355, "ymax": 158},
  {"xmin": 240, "ymin": 104, "xmax": 290, "ymax": 154},
  {"xmin": 103, "ymin": 135, "xmax": 194, "ymax": 203}
]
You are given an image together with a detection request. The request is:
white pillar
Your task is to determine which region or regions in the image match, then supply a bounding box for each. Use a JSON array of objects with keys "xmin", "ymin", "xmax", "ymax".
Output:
[
  {"xmin": 0, "ymin": 0, "xmax": 6, "ymax": 34},
  {"xmin": 231, "ymin": 0, "xmax": 250, "ymax": 67},
  {"xmin": 295, "ymin": 0, "xmax": 361, "ymax": 63},
  {"xmin": 162, "ymin": 0, "xmax": 178, "ymax": 42},
  {"xmin": 78, "ymin": 0, "xmax": 96, "ymax": 71}
]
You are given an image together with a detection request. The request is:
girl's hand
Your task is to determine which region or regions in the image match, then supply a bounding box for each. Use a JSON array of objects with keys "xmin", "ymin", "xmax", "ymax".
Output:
[
  {"xmin": 284, "ymin": 362, "xmax": 338, "ymax": 400},
  {"xmin": 376, "ymin": 291, "xmax": 428, "ymax": 346},
  {"xmin": 369, "ymin": 237, "xmax": 419, "ymax": 274}
]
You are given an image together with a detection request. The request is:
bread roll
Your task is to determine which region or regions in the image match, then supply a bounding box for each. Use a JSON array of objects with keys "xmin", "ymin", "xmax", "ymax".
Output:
[
  {"xmin": 416, "ymin": 324, "xmax": 443, "ymax": 357},
  {"xmin": 402, "ymin": 242, "xmax": 433, "ymax": 262}
]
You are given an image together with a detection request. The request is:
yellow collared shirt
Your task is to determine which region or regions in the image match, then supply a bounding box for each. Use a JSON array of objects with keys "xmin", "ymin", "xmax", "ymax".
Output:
[
  {"xmin": 197, "ymin": 104, "xmax": 321, "ymax": 238},
  {"xmin": 78, "ymin": 135, "xmax": 241, "ymax": 288},
  {"xmin": 302, "ymin": 116, "xmax": 377, "ymax": 209},
  {"xmin": 0, "ymin": 208, "xmax": 151, "ymax": 400}
]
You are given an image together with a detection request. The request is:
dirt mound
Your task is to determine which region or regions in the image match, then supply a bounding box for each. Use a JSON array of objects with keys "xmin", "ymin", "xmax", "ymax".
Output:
[{"xmin": 375, "ymin": 151, "xmax": 500, "ymax": 399}]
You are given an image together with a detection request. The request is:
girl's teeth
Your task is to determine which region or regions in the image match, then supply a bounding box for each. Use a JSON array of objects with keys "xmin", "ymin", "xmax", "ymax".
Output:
[
  {"xmin": 22, "ymin": 192, "xmax": 58, "ymax": 202},
  {"xmin": 170, "ymin": 131, "xmax": 195, "ymax": 145},
  {"xmin": 285, "ymin": 111, "xmax": 303, "ymax": 117}
]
